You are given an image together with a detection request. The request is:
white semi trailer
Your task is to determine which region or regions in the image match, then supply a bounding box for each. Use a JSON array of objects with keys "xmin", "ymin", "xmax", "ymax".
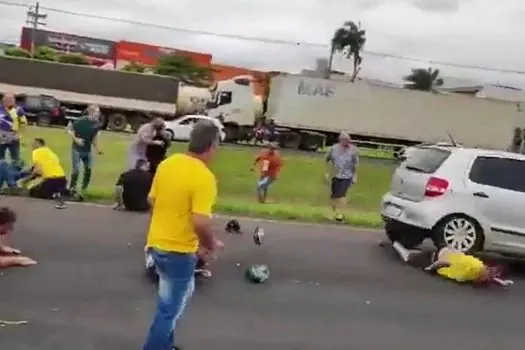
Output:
[{"xmin": 220, "ymin": 74, "xmax": 524, "ymax": 151}]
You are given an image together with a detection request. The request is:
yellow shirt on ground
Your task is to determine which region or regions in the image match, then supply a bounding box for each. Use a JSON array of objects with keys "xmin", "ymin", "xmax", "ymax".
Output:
[
  {"xmin": 146, "ymin": 153, "xmax": 217, "ymax": 253},
  {"xmin": 31, "ymin": 146, "xmax": 65, "ymax": 179},
  {"xmin": 437, "ymin": 252, "xmax": 485, "ymax": 283}
]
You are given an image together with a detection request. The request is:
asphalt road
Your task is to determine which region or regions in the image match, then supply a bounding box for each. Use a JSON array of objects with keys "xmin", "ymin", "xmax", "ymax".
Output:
[{"xmin": 1, "ymin": 197, "xmax": 525, "ymax": 350}]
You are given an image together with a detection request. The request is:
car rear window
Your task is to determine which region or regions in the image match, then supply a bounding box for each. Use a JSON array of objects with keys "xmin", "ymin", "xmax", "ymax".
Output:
[{"xmin": 403, "ymin": 147, "xmax": 451, "ymax": 174}]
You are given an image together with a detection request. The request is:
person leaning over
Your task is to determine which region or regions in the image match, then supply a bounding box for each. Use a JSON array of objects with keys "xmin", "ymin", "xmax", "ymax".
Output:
[{"xmin": 142, "ymin": 120, "xmax": 224, "ymax": 350}]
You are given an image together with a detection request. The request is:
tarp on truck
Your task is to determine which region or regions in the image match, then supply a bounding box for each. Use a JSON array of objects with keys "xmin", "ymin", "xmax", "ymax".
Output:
[
  {"xmin": 0, "ymin": 56, "xmax": 179, "ymax": 103},
  {"xmin": 267, "ymin": 74, "xmax": 525, "ymax": 150}
]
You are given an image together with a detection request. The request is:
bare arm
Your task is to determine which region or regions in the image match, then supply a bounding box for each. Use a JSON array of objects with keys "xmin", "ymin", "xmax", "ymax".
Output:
[
  {"xmin": 66, "ymin": 121, "xmax": 75, "ymax": 138},
  {"xmin": 325, "ymin": 146, "xmax": 334, "ymax": 176},
  {"xmin": 191, "ymin": 177, "xmax": 218, "ymax": 252},
  {"xmin": 92, "ymin": 132, "xmax": 102, "ymax": 153}
]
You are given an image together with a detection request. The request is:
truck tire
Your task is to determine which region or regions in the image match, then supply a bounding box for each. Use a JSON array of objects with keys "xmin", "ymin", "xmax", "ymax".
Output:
[
  {"xmin": 129, "ymin": 115, "xmax": 149, "ymax": 133},
  {"xmin": 36, "ymin": 112, "xmax": 52, "ymax": 127},
  {"xmin": 107, "ymin": 113, "xmax": 128, "ymax": 132},
  {"xmin": 278, "ymin": 132, "xmax": 301, "ymax": 149},
  {"xmin": 223, "ymin": 125, "xmax": 239, "ymax": 143}
]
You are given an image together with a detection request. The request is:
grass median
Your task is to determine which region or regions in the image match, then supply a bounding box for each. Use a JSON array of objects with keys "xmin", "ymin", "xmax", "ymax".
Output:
[{"xmin": 17, "ymin": 127, "xmax": 394, "ymax": 227}]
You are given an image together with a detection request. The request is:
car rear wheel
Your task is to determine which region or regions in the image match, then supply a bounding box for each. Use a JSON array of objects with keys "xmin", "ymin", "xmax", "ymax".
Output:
[{"xmin": 432, "ymin": 215, "xmax": 483, "ymax": 253}]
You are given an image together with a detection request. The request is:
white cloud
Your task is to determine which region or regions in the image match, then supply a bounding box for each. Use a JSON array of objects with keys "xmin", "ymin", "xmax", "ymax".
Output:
[{"xmin": 1, "ymin": 0, "xmax": 525, "ymax": 86}]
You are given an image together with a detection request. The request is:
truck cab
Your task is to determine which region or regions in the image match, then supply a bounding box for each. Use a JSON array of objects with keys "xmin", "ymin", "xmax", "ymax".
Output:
[{"xmin": 206, "ymin": 76, "xmax": 258, "ymax": 141}]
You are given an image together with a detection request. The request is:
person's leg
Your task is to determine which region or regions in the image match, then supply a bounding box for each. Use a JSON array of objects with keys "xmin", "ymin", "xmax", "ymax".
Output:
[
  {"xmin": 0, "ymin": 144, "xmax": 7, "ymax": 161},
  {"xmin": 70, "ymin": 149, "xmax": 81, "ymax": 191},
  {"xmin": 80, "ymin": 152, "xmax": 93, "ymax": 191},
  {"xmin": 7, "ymin": 140, "xmax": 20, "ymax": 163},
  {"xmin": 260, "ymin": 177, "xmax": 274, "ymax": 203},
  {"xmin": 143, "ymin": 250, "xmax": 197, "ymax": 350},
  {"xmin": 330, "ymin": 178, "xmax": 346, "ymax": 220},
  {"xmin": 256, "ymin": 176, "xmax": 271, "ymax": 203}
]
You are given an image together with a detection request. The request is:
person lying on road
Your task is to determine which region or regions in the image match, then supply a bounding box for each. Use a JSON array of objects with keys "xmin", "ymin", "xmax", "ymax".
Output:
[
  {"xmin": 389, "ymin": 241, "xmax": 513, "ymax": 286},
  {"xmin": 113, "ymin": 158, "xmax": 152, "ymax": 212},
  {"xmin": 0, "ymin": 207, "xmax": 37, "ymax": 268}
]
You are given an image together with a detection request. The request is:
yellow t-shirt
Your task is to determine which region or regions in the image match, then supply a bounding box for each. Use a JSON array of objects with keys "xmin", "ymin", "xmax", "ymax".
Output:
[
  {"xmin": 437, "ymin": 252, "xmax": 485, "ymax": 283},
  {"xmin": 146, "ymin": 153, "xmax": 217, "ymax": 253},
  {"xmin": 31, "ymin": 147, "xmax": 65, "ymax": 179}
]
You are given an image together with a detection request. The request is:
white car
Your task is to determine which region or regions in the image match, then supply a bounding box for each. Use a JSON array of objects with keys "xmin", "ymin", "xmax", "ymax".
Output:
[
  {"xmin": 395, "ymin": 142, "xmax": 460, "ymax": 162},
  {"xmin": 381, "ymin": 145, "xmax": 525, "ymax": 257},
  {"xmin": 164, "ymin": 115, "xmax": 226, "ymax": 142}
]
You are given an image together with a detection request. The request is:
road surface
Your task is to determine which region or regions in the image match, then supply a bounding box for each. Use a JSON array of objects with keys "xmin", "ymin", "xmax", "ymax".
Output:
[{"xmin": 1, "ymin": 197, "xmax": 525, "ymax": 350}]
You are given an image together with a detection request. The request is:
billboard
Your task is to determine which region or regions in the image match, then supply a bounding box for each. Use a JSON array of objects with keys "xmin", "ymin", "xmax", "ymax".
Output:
[
  {"xmin": 20, "ymin": 27, "xmax": 116, "ymax": 66},
  {"xmin": 115, "ymin": 40, "xmax": 212, "ymax": 68}
]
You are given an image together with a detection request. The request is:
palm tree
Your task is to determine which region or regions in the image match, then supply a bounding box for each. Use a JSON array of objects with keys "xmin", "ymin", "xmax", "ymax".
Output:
[
  {"xmin": 327, "ymin": 21, "xmax": 366, "ymax": 81},
  {"xmin": 403, "ymin": 67, "xmax": 444, "ymax": 92}
]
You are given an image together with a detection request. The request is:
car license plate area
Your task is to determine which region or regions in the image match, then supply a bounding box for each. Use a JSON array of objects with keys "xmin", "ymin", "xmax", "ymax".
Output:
[{"xmin": 383, "ymin": 203, "xmax": 402, "ymax": 218}]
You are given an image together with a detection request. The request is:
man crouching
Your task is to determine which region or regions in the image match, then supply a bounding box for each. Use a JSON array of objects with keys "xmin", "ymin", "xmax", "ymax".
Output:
[{"xmin": 0, "ymin": 207, "xmax": 37, "ymax": 268}]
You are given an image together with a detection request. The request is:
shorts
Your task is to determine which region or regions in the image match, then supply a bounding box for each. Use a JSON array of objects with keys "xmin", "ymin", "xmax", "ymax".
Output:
[
  {"xmin": 330, "ymin": 177, "xmax": 352, "ymax": 199},
  {"xmin": 257, "ymin": 176, "xmax": 274, "ymax": 192},
  {"xmin": 29, "ymin": 177, "xmax": 67, "ymax": 199}
]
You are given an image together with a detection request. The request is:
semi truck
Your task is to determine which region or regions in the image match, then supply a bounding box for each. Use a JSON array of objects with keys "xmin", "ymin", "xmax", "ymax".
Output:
[
  {"xmin": 0, "ymin": 56, "xmax": 262, "ymax": 132},
  {"xmin": 218, "ymin": 74, "xmax": 525, "ymax": 151}
]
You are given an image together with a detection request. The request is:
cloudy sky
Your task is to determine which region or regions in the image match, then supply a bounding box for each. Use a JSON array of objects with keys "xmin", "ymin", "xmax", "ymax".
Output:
[{"xmin": 1, "ymin": 0, "xmax": 525, "ymax": 86}]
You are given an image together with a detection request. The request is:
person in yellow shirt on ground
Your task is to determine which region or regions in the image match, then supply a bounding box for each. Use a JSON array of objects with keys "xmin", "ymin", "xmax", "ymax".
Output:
[
  {"xmin": 20, "ymin": 138, "xmax": 67, "ymax": 209},
  {"xmin": 389, "ymin": 241, "xmax": 514, "ymax": 286},
  {"xmin": 142, "ymin": 120, "xmax": 224, "ymax": 350}
]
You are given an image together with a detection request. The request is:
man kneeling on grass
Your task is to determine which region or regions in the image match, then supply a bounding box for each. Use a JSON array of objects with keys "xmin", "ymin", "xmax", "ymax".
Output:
[
  {"xmin": 0, "ymin": 207, "xmax": 37, "ymax": 268},
  {"xmin": 20, "ymin": 138, "xmax": 67, "ymax": 209},
  {"xmin": 113, "ymin": 158, "xmax": 152, "ymax": 212}
]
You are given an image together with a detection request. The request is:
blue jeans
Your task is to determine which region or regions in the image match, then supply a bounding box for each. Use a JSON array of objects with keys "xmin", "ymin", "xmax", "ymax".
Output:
[
  {"xmin": 0, "ymin": 160, "xmax": 17, "ymax": 188},
  {"xmin": 70, "ymin": 149, "xmax": 92, "ymax": 190},
  {"xmin": 143, "ymin": 249, "xmax": 197, "ymax": 350},
  {"xmin": 0, "ymin": 141, "xmax": 20, "ymax": 162},
  {"xmin": 257, "ymin": 176, "xmax": 274, "ymax": 194}
]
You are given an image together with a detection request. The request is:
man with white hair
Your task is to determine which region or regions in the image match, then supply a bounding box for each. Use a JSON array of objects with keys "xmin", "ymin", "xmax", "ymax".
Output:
[
  {"xmin": 66, "ymin": 104, "xmax": 103, "ymax": 196},
  {"xmin": 325, "ymin": 131, "xmax": 359, "ymax": 222},
  {"xmin": 128, "ymin": 118, "xmax": 165, "ymax": 170}
]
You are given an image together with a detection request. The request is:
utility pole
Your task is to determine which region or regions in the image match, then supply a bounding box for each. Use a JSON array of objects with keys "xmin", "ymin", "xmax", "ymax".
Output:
[{"xmin": 26, "ymin": 2, "xmax": 47, "ymax": 57}]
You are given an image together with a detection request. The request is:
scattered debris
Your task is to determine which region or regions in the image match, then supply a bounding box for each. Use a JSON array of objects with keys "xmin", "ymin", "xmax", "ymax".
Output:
[
  {"xmin": 225, "ymin": 219, "xmax": 241, "ymax": 234},
  {"xmin": 0, "ymin": 320, "xmax": 28, "ymax": 326}
]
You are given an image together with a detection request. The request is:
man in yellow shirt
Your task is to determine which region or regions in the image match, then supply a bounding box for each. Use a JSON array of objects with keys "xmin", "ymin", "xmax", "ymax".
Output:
[
  {"xmin": 143, "ymin": 120, "xmax": 224, "ymax": 350},
  {"xmin": 21, "ymin": 138, "xmax": 67, "ymax": 209}
]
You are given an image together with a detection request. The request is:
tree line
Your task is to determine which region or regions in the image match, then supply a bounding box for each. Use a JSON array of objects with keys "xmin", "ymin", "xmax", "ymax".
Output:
[{"xmin": 2, "ymin": 46, "xmax": 213, "ymax": 86}]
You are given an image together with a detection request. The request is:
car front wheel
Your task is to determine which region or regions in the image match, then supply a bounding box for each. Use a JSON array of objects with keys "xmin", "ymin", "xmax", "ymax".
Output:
[
  {"xmin": 165, "ymin": 129, "xmax": 175, "ymax": 141},
  {"xmin": 432, "ymin": 215, "xmax": 483, "ymax": 253}
]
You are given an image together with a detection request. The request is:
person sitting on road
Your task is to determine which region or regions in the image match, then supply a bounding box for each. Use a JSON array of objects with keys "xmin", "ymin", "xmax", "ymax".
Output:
[
  {"xmin": 145, "ymin": 127, "xmax": 171, "ymax": 176},
  {"xmin": 20, "ymin": 138, "xmax": 67, "ymax": 209},
  {"xmin": 0, "ymin": 207, "xmax": 37, "ymax": 268},
  {"xmin": 389, "ymin": 240, "xmax": 514, "ymax": 286},
  {"xmin": 113, "ymin": 158, "xmax": 152, "ymax": 212},
  {"xmin": 0, "ymin": 159, "xmax": 28, "ymax": 194}
]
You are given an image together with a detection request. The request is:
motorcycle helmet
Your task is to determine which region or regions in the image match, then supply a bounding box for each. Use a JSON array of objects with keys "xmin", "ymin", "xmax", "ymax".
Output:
[
  {"xmin": 245, "ymin": 264, "xmax": 270, "ymax": 284},
  {"xmin": 225, "ymin": 219, "xmax": 241, "ymax": 234}
]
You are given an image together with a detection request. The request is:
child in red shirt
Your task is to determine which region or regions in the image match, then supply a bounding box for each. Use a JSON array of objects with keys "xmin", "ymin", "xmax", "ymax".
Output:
[
  {"xmin": 251, "ymin": 144, "xmax": 283, "ymax": 203},
  {"xmin": 0, "ymin": 207, "xmax": 37, "ymax": 268}
]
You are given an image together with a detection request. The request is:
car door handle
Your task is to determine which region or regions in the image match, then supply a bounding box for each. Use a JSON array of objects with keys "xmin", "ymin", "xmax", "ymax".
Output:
[{"xmin": 473, "ymin": 192, "xmax": 489, "ymax": 198}]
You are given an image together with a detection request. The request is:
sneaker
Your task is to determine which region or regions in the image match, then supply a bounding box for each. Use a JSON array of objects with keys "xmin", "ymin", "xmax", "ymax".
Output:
[
  {"xmin": 334, "ymin": 214, "xmax": 344, "ymax": 222},
  {"xmin": 195, "ymin": 268, "xmax": 212, "ymax": 278}
]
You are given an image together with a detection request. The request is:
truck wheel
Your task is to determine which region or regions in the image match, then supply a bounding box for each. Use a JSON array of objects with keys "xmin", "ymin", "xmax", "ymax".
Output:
[
  {"xmin": 129, "ymin": 115, "xmax": 149, "ymax": 133},
  {"xmin": 223, "ymin": 125, "xmax": 239, "ymax": 142},
  {"xmin": 279, "ymin": 132, "xmax": 301, "ymax": 149},
  {"xmin": 36, "ymin": 112, "xmax": 51, "ymax": 127},
  {"xmin": 107, "ymin": 113, "xmax": 128, "ymax": 132}
]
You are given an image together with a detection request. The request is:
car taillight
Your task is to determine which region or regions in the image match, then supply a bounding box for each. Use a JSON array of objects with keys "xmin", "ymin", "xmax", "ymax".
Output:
[
  {"xmin": 51, "ymin": 107, "xmax": 59, "ymax": 117},
  {"xmin": 424, "ymin": 177, "xmax": 449, "ymax": 197}
]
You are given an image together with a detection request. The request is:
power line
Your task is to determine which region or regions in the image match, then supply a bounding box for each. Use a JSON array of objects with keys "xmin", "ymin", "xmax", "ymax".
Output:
[{"xmin": 1, "ymin": 0, "xmax": 524, "ymax": 75}]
